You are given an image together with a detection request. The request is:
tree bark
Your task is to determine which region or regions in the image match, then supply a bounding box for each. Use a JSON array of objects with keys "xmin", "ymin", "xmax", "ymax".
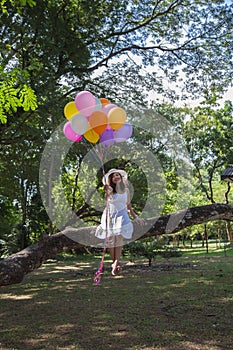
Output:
[
  {"xmin": 225, "ymin": 222, "xmax": 233, "ymax": 242},
  {"xmin": 1, "ymin": 203, "xmax": 233, "ymax": 287}
]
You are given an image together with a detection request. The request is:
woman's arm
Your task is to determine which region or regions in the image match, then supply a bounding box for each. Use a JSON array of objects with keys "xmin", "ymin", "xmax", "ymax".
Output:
[
  {"xmin": 127, "ymin": 202, "xmax": 138, "ymax": 219},
  {"xmin": 126, "ymin": 188, "xmax": 136, "ymax": 215},
  {"xmin": 126, "ymin": 189, "xmax": 144, "ymax": 225},
  {"xmin": 104, "ymin": 184, "xmax": 113, "ymax": 196}
]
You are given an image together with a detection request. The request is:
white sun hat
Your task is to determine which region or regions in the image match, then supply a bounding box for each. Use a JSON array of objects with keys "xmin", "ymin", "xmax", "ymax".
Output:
[{"xmin": 102, "ymin": 168, "xmax": 128, "ymax": 185}]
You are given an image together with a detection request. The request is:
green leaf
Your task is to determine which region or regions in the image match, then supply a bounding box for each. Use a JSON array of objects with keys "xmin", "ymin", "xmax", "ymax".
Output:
[{"xmin": 19, "ymin": 85, "xmax": 38, "ymax": 112}]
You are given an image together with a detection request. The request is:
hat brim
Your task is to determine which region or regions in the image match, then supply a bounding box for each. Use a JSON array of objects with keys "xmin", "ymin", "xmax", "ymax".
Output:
[{"xmin": 102, "ymin": 168, "xmax": 127, "ymax": 185}]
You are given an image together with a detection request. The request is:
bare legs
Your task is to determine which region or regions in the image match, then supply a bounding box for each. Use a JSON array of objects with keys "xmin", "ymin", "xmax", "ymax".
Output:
[{"xmin": 109, "ymin": 235, "xmax": 123, "ymax": 275}]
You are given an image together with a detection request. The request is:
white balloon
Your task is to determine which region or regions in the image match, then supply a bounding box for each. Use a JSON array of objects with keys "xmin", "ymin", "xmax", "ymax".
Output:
[{"xmin": 71, "ymin": 113, "xmax": 88, "ymax": 135}]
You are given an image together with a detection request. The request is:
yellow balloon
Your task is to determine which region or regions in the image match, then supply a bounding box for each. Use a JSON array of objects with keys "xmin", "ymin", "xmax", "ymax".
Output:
[
  {"xmin": 108, "ymin": 107, "xmax": 126, "ymax": 130},
  {"xmin": 64, "ymin": 101, "xmax": 79, "ymax": 120},
  {"xmin": 84, "ymin": 124, "xmax": 100, "ymax": 143}
]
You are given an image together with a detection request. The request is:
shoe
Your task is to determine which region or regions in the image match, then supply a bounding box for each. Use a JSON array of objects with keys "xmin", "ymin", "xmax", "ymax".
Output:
[
  {"xmin": 116, "ymin": 265, "xmax": 122, "ymax": 274},
  {"xmin": 111, "ymin": 261, "xmax": 117, "ymax": 276},
  {"xmin": 111, "ymin": 263, "xmax": 122, "ymax": 276}
]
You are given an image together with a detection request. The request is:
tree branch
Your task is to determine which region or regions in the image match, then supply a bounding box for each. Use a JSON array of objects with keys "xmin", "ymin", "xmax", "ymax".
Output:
[{"xmin": 1, "ymin": 203, "xmax": 233, "ymax": 287}]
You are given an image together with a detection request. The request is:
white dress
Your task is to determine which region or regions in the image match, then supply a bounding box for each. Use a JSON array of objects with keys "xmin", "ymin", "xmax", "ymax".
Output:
[{"xmin": 95, "ymin": 191, "xmax": 133, "ymax": 240}]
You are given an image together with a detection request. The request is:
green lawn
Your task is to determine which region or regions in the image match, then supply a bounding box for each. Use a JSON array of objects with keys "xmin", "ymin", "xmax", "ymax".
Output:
[
  {"xmin": 0, "ymin": 246, "xmax": 233, "ymax": 350},
  {"xmin": 176, "ymin": 240, "xmax": 233, "ymax": 257}
]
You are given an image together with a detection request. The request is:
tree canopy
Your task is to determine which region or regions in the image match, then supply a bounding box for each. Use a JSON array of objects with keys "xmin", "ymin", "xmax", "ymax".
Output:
[
  {"xmin": 0, "ymin": 0, "xmax": 233, "ymax": 283},
  {"xmin": 1, "ymin": 0, "xmax": 232, "ymax": 120}
]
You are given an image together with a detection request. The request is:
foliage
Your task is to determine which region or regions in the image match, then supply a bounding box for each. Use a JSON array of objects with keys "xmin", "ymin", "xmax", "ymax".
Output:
[
  {"xmin": 0, "ymin": 68, "xmax": 38, "ymax": 123},
  {"xmin": 1, "ymin": 0, "xmax": 232, "ymax": 104},
  {"xmin": 0, "ymin": 197, "xmax": 21, "ymax": 256},
  {"xmin": 0, "ymin": 0, "xmax": 36, "ymax": 13},
  {"xmin": 0, "ymin": 0, "xmax": 232, "ymax": 255},
  {"xmin": 124, "ymin": 237, "xmax": 182, "ymax": 266},
  {"xmin": 183, "ymin": 97, "xmax": 233, "ymax": 203}
]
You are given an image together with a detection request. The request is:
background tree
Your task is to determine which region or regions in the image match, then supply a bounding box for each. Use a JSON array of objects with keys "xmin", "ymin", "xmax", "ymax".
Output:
[
  {"xmin": 0, "ymin": 0, "xmax": 232, "ymax": 259},
  {"xmin": 183, "ymin": 95, "xmax": 233, "ymax": 204}
]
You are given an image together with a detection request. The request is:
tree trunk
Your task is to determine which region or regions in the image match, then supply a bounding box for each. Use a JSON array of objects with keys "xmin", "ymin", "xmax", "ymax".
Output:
[
  {"xmin": 20, "ymin": 179, "xmax": 28, "ymax": 250},
  {"xmin": 182, "ymin": 234, "xmax": 185, "ymax": 247},
  {"xmin": 224, "ymin": 182, "xmax": 231, "ymax": 204},
  {"xmin": 190, "ymin": 237, "xmax": 193, "ymax": 248},
  {"xmin": 201, "ymin": 233, "xmax": 205, "ymax": 247},
  {"xmin": 204, "ymin": 224, "xmax": 208, "ymax": 254},
  {"xmin": 225, "ymin": 222, "xmax": 233, "ymax": 242},
  {"xmin": 1, "ymin": 203, "xmax": 233, "ymax": 287}
]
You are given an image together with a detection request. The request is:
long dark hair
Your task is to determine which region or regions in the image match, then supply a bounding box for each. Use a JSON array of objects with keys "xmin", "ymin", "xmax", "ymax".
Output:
[{"xmin": 108, "ymin": 172, "xmax": 126, "ymax": 193}]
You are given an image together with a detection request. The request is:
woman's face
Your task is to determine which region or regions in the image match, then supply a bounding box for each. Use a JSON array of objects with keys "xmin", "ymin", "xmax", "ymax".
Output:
[{"xmin": 111, "ymin": 172, "xmax": 122, "ymax": 184}]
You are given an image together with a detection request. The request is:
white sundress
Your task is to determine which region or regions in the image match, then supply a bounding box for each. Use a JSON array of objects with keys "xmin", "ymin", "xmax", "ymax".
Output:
[{"xmin": 95, "ymin": 191, "xmax": 133, "ymax": 240}]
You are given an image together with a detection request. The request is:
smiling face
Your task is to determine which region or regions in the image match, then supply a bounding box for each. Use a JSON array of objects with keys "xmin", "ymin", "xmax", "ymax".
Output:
[
  {"xmin": 108, "ymin": 171, "xmax": 126, "ymax": 193},
  {"xmin": 111, "ymin": 172, "xmax": 122, "ymax": 184}
]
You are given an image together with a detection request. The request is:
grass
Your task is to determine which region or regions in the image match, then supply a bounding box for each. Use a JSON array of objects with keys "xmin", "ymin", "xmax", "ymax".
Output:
[
  {"xmin": 0, "ymin": 243, "xmax": 233, "ymax": 350},
  {"xmin": 176, "ymin": 240, "xmax": 233, "ymax": 258}
]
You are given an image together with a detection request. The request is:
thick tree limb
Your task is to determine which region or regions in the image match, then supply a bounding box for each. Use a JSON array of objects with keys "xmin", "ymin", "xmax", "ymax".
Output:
[{"xmin": 1, "ymin": 203, "xmax": 233, "ymax": 287}]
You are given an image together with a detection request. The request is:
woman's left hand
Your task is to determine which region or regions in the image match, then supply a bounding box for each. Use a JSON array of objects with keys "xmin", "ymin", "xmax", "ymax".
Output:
[{"xmin": 134, "ymin": 217, "xmax": 145, "ymax": 226}]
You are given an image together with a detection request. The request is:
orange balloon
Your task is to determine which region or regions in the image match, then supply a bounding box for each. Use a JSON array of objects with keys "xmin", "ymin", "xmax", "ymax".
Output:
[
  {"xmin": 99, "ymin": 97, "xmax": 110, "ymax": 107},
  {"xmin": 89, "ymin": 111, "xmax": 108, "ymax": 135},
  {"xmin": 108, "ymin": 107, "xmax": 126, "ymax": 130},
  {"xmin": 84, "ymin": 124, "xmax": 99, "ymax": 143},
  {"xmin": 64, "ymin": 101, "xmax": 79, "ymax": 120}
]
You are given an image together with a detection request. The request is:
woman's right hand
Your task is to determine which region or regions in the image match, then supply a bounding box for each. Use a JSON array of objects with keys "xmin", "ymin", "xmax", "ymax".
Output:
[{"xmin": 104, "ymin": 185, "xmax": 113, "ymax": 195}]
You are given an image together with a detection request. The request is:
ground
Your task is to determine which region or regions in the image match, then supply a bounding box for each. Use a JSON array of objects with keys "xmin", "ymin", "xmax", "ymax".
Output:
[{"xmin": 0, "ymin": 246, "xmax": 233, "ymax": 350}]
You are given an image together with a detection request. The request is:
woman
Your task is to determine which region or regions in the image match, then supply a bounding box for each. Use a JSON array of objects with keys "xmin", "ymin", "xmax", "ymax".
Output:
[{"xmin": 95, "ymin": 168, "xmax": 144, "ymax": 275}]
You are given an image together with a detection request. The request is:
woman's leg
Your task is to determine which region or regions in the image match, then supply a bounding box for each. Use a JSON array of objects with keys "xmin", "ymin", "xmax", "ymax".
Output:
[
  {"xmin": 114, "ymin": 235, "xmax": 123, "ymax": 264},
  {"xmin": 111, "ymin": 235, "xmax": 123, "ymax": 275},
  {"xmin": 109, "ymin": 246, "xmax": 115, "ymax": 263}
]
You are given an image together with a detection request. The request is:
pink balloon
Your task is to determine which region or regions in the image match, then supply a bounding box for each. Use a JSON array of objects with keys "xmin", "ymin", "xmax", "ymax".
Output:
[
  {"xmin": 63, "ymin": 121, "xmax": 82, "ymax": 142},
  {"xmin": 102, "ymin": 103, "xmax": 117, "ymax": 116},
  {"xmin": 75, "ymin": 91, "xmax": 96, "ymax": 117}
]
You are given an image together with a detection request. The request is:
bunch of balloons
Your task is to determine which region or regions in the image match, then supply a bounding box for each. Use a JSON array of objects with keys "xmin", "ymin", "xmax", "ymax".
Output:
[{"xmin": 63, "ymin": 90, "xmax": 132, "ymax": 146}]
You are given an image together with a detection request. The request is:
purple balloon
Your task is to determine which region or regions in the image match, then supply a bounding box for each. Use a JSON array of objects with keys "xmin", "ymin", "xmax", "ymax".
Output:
[
  {"xmin": 113, "ymin": 123, "xmax": 133, "ymax": 143},
  {"xmin": 63, "ymin": 121, "xmax": 82, "ymax": 142},
  {"xmin": 102, "ymin": 103, "xmax": 117, "ymax": 116},
  {"xmin": 100, "ymin": 128, "xmax": 115, "ymax": 147}
]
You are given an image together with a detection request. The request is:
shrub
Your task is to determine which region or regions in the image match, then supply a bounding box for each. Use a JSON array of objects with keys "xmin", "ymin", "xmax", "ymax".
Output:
[{"xmin": 123, "ymin": 238, "xmax": 182, "ymax": 266}]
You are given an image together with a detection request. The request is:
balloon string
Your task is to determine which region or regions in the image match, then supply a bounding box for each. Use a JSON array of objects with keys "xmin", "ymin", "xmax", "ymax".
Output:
[
  {"xmin": 79, "ymin": 140, "xmax": 109, "ymax": 285},
  {"xmin": 93, "ymin": 251, "xmax": 105, "ymax": 285},
  {"xmin": 93, "ymin": 195, "xmax": 109, "ymax": 285},
  {"xmin": 93, "ymin": 143, "xmax": 110, "ymax": 285},
  {"xmin": 81, "ymin": 139, "xmax": 102, "ymax": 166}
]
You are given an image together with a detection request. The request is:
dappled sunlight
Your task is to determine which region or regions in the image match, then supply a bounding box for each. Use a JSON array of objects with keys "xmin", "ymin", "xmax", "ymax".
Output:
[
  {"xmin": 41, "ymin": 264, "xmax": 93, "ymax": 275},
  {"xmin": 0, "ymin": 293, "xmax": 33, "ymax": 300},
  {"xmin": 34, "ymin": 300, "xmax": 49, "ymax": 305},
  {"xmin": 180, "ymin": 340, "xmax": 222, "ymax": 350},
  {"xmin": 111, "ymin": 274, "xmax": 124, "ymax": 280},
  {"xmin": 196, "ymin": 277, "xmax": 215, "ymax": 286},
  {"xmin": 51, "ymin": 263, "xmax": 92, "ymax": 270},
  {"xmin": 217, "ymin": 296, "xmax": 233, "ymax": 303},
  {"xmin": 25, "ymin": 331, "xmax": 59, "ymax": 347},
  {"xmin": 110, "ymin": 328, "xmax": 129, "ymax": 337},
  {"xmin": 1, "ymin": 255, "xmax": 233, "ymax": 350},
  {"xmin": 165, "ymin": 330, "xmax": 185, "ymax": 338},
  {"xmin": 54, "ymin": 323, "xmax": 76, "ymax": 332}
]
